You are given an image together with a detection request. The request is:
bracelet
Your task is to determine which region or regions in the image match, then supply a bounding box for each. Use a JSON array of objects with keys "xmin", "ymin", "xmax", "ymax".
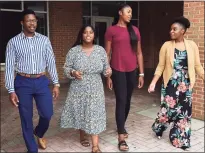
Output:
[
  {"xmin": 139, "ymin": 73, "xmax": 144, "ymax": 77},
  {"xmin": 71, "ymin": 70, "xmax": 75, "ymax": 75}
]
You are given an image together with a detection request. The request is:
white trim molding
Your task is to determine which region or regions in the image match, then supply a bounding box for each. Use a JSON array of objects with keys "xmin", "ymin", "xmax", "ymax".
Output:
[{"xmin": 0, "ymin": 63, "xmax": 5, "ymax": 72}]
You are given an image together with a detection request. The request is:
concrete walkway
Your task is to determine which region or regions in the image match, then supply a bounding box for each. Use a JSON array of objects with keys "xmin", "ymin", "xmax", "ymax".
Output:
[{"xmin": 1, "ymin": 84, "xmax": 204, "ymax": 152}]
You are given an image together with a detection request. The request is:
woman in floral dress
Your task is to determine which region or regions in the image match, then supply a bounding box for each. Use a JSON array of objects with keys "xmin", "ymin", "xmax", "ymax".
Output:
[
  {"xmin": 60, "ymin": 25, "xmax": 112, "ymax": 153},
  {"xmin": 148, "ymin": 16, "xmax": 204, "ymax": 150}
]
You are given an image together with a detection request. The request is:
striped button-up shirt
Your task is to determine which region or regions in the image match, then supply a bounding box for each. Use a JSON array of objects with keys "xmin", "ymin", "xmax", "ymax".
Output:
[{"xmin": 5, "ymin": 32, "xmax": 59, "ymax": 93}]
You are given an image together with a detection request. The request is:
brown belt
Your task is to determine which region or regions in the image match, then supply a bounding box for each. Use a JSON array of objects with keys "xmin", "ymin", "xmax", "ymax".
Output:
[{"xmin": 18, "ymin": 72, "xmax": 46, "ymax": 78}]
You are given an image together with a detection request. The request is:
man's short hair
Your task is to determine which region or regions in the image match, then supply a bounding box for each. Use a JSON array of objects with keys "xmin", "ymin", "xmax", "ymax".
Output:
[{"xmin": 21, "ymin": 9, "xmax": 36, "ymax": 21}]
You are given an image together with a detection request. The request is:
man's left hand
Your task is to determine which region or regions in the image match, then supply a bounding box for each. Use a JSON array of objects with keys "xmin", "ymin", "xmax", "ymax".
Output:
[{"xmin": 52, "ymin": 86, "xmax": 59, "ymax": 100}]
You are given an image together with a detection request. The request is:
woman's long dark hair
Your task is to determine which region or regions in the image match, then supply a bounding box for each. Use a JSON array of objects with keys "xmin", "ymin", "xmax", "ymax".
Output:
[
  {"xmin": 115, "ymin": 3, "xmax": 138, "ymax": 51},
  {"xmin": 72, "ymin": 24, "xmax": 96, "ymax": 47}
]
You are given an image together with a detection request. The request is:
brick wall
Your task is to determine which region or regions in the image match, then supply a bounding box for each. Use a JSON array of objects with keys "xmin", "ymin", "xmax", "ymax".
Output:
[
  {"xmin": 0, "ymin": 71, "xmax": 4, "ymax": 88},
  {"xmin": 184, "ymin": 2, "xmax": 204, "ymax": 120},
  {"xmin": 49, "ymin": 2, "xmax": 82, "ymax": 82}
]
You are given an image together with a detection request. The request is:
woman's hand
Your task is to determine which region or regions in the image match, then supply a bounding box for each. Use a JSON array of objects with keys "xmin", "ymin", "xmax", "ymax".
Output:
[
  {"xmin": 138, "ymin": 76, "xmax": 144, "ymax": 88},
  {"xmin": 72, "ymin": 70, "xmax": 83, "ymax": 80},
  {"xmin": 148, "ymin": 82, "xmax": 156, "ymax": 93},
  {"xmin": 107, "ymin": 77, "xmax": 113, "ymax": 90},
  {"xmin": 105, "ymin": 67, "xmax": 112, "ymax": 77}
]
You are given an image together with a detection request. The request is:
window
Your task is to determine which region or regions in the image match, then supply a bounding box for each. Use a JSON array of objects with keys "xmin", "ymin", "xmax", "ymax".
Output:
[
  {"xmin": 92, "ymin": 1, "xmax": 119, "ymax": 17},
  {"xmin": 82, "ymin": 2, "xmax": 91, "ymax": 25},
  {"xmin": 36, "ymin": 13, "xmax": 47, "ymax": 35},
  {"xmin": 83, "ymin": 17, "xmax": 91, "ymax": 25},
  {"xmin": 82, "ymin": 1, "xmax": 139, "ymax": 27},
  {"xmin": 130, "ymin": 19, "xmax": 139, "ymax": 27},
  {"xmin": 24, "ymin": 1, "xmax": 47, "ymax": 12},
  {"xmin": 82, "ymin": 1, "xmax": 91, "ymax": 16},
  {"xmin": 0, "ymin": 11, "xmax": 22, "ymax": 64},
  {"xmin": 0, "ymin": 1, "xmax": 48, "ymax": 63},
  {"xmin": 0, "ymin": 2, "xmax": 21, "ymax": 10}
]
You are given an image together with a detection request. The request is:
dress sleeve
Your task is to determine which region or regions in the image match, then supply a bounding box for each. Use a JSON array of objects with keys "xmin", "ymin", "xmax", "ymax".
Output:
[
  {"xmin": 100, "ymin": 46, "xmax": 111, "ymax": 76},
  {"xmin": 63, "ymin": 48, "xmax": 76, "ymax": 79}
]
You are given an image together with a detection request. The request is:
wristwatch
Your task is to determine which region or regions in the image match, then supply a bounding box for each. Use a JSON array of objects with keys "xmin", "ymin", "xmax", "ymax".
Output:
[
  {"xmin": 54, "ymin": 83, "xmax": 60, "ymax": 87},
  {"xmin": 139, "ymin": 73, "xmax": 144, "ymax": 77}
]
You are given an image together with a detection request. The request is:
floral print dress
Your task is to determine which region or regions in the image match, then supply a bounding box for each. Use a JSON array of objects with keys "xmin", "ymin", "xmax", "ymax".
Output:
[
  {"xmin": 152, "ymin": 48, "xmax": 192, "ymax": 149},
  {"xmin": 60, "ymin": 45, "xmax": 110, "ymax": 135}
]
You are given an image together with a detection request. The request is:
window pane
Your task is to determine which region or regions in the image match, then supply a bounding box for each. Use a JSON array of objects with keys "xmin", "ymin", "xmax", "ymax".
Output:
[
  {"xmin": 130, "ymin": 20, "xmax": 139, "ymax": 27},
  {"xmin": 24, "ymin": 1, "xmax": 47, "ymax": 12},
  {"xmin": 36, "ymin": 13, "xmax": 47, "ymax": 36},
  {"xmin": 0, "ymin": 11, "xmax": 47, "ymax": 63},
  {"xmin": 83, "ymin": 17, "xmax": 91, "ymax": 25},
  {"xmin": 92, "ymin": 1, "xmax": 119, "ymax": 17},
  {"xmin": 0, "ymin": 11, "xmax": 22, "ymax": 63},
  {"xmin": 0, "ymin": 2, "xmax": 22, "ymax": 10},
  {"xmin": 82, "ymin": 1, "xmax": 91, "ymax": 16},
  {"xmin": 95, "ymin": 22, "xmax": 106, "ymax": 46}
]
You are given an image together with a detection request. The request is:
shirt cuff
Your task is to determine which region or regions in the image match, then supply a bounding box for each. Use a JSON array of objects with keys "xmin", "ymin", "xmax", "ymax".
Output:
[
  {"xmin": 53, "ymin": 80, "xmax": 59, "ymax": 84},
  {"xmin": 8, "ymin": 88, "xmax": 15, "ymax": 93}
]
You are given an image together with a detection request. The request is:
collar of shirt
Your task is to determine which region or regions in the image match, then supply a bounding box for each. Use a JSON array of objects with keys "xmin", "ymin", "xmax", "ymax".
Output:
[{"xmin": 20, "ymin": 31, "xmax": 40, "ymax": 39}]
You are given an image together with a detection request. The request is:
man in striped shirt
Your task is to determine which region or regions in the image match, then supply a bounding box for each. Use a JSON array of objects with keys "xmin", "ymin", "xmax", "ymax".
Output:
[{"xmin": 5, "ymin": 9, "xmax": 60, "ymax": 153}]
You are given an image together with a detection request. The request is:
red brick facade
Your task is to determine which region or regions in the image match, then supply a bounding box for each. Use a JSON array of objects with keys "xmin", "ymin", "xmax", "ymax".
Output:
[
  {"xmin": 49, "ymin": 2, "xmax": 82, "ymax": 82},
  {"xmin": 184, "ymin": 2, "xmax": 205, "ymax": 120},
  {"xmin": 0, "ymin": 68, "xmax": 4, "ymax": 87}
]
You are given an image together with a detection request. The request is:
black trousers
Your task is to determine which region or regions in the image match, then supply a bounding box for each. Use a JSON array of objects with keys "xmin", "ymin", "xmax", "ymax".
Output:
[{"xmin": 111, "ymin": 68, "xmax": 136, "ymax": 134}]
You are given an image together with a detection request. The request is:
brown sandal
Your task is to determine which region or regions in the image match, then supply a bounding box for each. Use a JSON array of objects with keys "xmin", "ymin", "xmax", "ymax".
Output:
[
  {"xmin": 92, "ymin": 146, "xmax": 102, "ymax": 153},
  {"xmin": 80, "ymin": 139, "xmax": 90, "ymax": 147},
  {"xmin": 79, "ymin": 130, "xmax": 90, "ymax": 147}
]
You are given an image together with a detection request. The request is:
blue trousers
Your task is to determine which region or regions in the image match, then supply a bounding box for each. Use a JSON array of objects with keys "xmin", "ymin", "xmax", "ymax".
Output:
[{"xmin": 14, "ymin": 74, "xmax": 53, "ymax": 153}]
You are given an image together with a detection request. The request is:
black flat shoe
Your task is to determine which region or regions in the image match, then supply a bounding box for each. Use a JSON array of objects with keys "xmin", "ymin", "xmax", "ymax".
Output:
[
  {"xmin": 116, "ymin": 129, "xmax": 129, "ymax": 138},
  {"xmin": 156, "ymin": 131, "xmax": 163, "ymax": 139},
  {"xmin": 118, "ymin": 140, "xmax": 129, "ymax": 151},
  {"xmin": 181, "ymin": 146, "xmax": 190, "ymax": 151}
]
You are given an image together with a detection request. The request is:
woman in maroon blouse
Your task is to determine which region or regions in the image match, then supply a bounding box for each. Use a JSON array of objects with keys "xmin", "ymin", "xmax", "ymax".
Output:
[{"xmin": 105, "ymin": 3, "xmax": 144, "ymax": 151}]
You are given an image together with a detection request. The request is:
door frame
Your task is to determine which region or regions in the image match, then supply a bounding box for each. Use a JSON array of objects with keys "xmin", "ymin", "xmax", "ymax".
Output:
[
  {"xmin": 91, "ymin": 16, "xmax": 114, "ymax": 27},
  {"xmin": 91, "ymin": 16, "xmax": 114, "ymax": 45}
]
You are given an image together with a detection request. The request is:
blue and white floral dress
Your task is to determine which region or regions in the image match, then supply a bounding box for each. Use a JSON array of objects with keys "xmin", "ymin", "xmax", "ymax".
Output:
[{"xmin": 60, "ymin": 45, "xmax": 110, "ymax": 135}]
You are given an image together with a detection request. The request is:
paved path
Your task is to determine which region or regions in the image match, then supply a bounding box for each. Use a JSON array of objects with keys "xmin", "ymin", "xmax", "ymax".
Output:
[{"xmin": 1, "ymin": 84, "xmax": 204, "ymax": 152}]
